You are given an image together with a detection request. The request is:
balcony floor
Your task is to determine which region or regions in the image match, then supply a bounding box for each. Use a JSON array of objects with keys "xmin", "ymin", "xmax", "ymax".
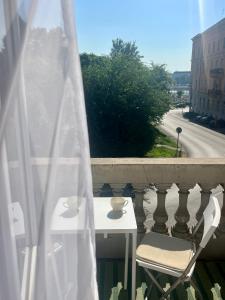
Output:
[{"xmin": 97, "ymin": 259, "xmax": 225, "ymax": 300}]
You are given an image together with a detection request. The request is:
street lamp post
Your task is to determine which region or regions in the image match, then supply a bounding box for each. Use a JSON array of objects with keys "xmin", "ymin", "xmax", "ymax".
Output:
[{"xmin": 176, "ymin": 127, "xmax": 182, "ymax": 157}]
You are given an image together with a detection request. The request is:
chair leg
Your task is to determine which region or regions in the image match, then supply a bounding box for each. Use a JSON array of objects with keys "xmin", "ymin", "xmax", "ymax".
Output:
[
  {"xmin": 143, "ymin": 268, "xmax": 186, "ymax": 300},
  {"xmin": 160, "ymin": 276, "xmax": 184, "ymax": 299},
  {"xmin": 190, "ymin": 278, "xmax": 203, "ymax": 300},
  {"xmin": 144, "ymin": 268, "xmax": 165, "ymax": 295},
  {"xmin": 144, "ymin": 271, "xmax": 161, "ymax": 299}
]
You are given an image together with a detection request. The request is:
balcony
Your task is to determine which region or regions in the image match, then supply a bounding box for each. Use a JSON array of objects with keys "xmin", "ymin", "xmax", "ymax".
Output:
[
  {"xmin": 97, "ymin": 259, "xmax": 225, "ymax": 299},
  {"xmin": 210, "ymin": 68, "xmax": 224, "ymax": 78},
  {"xmin": 208, "ymin": 89, "xmax": 222, "ymax": 97},
  {"xmin": 92, "ymin": 158, "xmax": 225, "ymax": 299}
]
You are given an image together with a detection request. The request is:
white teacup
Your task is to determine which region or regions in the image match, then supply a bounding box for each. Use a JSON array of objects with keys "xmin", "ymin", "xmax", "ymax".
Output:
[
  {"xmin": 111, "ymin": 197, "xmax": 128, "ymax": 211},
  {"xmin": 63, "ymin": 196, "xmax": 80, "ymax": 212}
]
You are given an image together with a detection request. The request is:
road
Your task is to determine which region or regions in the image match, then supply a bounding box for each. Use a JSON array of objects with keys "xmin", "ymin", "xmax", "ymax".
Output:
[
  {"xmin": 144, "ymin": 108, "xmax": 225, "ymax": 229},
  {"xmin": 160, "ymin": 108, "xmax": 225, "ymax": 158}
]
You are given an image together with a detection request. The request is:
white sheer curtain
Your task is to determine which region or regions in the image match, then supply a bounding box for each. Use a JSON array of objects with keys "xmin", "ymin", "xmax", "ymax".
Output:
[{"xmin": 0, "ymin": 0, "xmax": 98, "ymax": 299}]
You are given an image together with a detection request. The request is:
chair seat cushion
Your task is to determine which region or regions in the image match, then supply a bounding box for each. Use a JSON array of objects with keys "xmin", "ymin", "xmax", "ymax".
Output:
[{"xmin": 136, "ymin": 232, "xmax": 194, "ymax": 272}]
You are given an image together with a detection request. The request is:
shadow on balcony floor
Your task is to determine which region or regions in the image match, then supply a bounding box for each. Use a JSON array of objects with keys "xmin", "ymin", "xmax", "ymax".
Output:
[{"xmin": 97, "ymin": 259, "xmax": 225, "ymax": 300}]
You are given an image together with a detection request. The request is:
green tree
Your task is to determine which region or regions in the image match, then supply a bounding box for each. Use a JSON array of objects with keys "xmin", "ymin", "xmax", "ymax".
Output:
[
  {"xmin": 177, "ymin": 90, "xmax": 183, "ymax": 99},
  {"xmin": 110, "ymin": 38, "xmax": 143, "ymax": 60},
  {"xmin": 80, "ymin": 40, "xmax": 172, "ymax": 157}
]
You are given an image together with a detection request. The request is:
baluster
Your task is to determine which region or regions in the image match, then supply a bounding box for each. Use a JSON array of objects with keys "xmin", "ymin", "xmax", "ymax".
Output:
[
  {"xmin": 133, "ymin": 184, "xmax": 146, "ymax": 233},
  {"xmin": 100, "ymin": 183, "xmax": 113, "ymax": 197},
  {"xmin": 172, "ymin": 184, "xmax": 193, "ymax": 238},
  {"xmin": 195, "ymin": 184, "xmax": 213, "ymax": 239},
  {"xmin": 93, "ymin": 183, "xmax": 103, "ymax": 197},
  {"xmin": 123, "ymin": 183, "xmax": 135, "ymax": 198},
  {"xmin": 152, "ymin": 184, "xmax": 171, "ymax": 235},
  {"xmin": 216, "ymin": 184, "xmax": 225, "ymax": 236},
  {"xmin": 196, "ymin": 185, "xmax": 212, "ymax": 221},
  {"xmin": 111, "ymin": 183, "xmax": 125, "ymax": 197}
]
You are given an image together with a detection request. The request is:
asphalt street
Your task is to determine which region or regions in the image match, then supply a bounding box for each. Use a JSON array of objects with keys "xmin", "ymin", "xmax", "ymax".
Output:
[
  {"xmin": 144, "ymin": 108, "xmax": 225, "ymax": 230},
  {"xmin": 160, "ymin": 108, "xmax": 225, "ymax": 158}
]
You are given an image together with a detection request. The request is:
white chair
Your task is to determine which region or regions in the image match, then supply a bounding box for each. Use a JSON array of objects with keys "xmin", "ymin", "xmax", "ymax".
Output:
[{"xmin": 136, "ymin": 196, "xmax": 221, "ymax": 300}]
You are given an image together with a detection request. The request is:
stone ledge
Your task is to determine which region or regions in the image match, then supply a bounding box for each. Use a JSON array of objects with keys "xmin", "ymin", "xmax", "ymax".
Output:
[
  {"xmin": 91, "ymin": 158, "xmax": 225, "ymax": 185},
  {"xmin": 91, "ymin": 157, "xmax": 225, "ymax": 165}
]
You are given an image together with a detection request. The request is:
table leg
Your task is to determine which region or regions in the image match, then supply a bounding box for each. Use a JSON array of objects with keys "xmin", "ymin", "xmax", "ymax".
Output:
[
  {"xmin": 28, "ymin": 245, "xmax": 37, "ymax": 300},
  {"xmin": 21, "ymin": 246, "xmax": 31, "ymax": 300},
  {"xmin": 132, "ymin": 232, "xmax": 137, "ymax": 300},
  {"xmin": 124, "ymin": 233, "xmax": 129, "ymax": 290}
]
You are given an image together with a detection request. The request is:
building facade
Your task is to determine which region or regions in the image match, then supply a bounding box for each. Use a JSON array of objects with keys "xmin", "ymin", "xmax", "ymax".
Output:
[{"xmin": 191, "ymin": 18, "xmax": 225, "ymax": 121}]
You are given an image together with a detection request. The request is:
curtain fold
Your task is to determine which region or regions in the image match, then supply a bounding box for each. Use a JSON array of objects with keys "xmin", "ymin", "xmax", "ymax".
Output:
[{"xmin": 0, "ymin": 0, "xmax": 98, "ymax": 299}]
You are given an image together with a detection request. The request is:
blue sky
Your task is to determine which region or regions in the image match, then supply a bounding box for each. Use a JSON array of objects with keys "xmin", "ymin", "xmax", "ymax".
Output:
[{"xmin": 75, "ymin": 0, "xmax": 225, "ymax": 72}]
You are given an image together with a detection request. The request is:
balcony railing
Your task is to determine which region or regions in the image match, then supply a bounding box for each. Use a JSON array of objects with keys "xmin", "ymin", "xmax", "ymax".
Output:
[
  {"xmin": 91, "ymin": 158, "xmax": 225, "ymax": 257},
  {"xmin": 210, "ymin": 68, "xmax": 224, "ymax": 78}
]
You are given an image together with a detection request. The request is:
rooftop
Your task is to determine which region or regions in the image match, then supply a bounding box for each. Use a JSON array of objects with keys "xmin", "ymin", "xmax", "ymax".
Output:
[{"xmin": 192, "ymin": 17, "xmax": 225, "ymax": 40}]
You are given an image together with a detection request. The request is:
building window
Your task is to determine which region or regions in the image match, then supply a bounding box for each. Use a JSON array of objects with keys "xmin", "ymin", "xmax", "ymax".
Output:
[
  {"xmin": 223, "ymin": 37, "xmax": 225, "ymax": 49},
  {"xmin": 208, "ymin": 43, "xmax": 211, "ymax": 53},
  {"xmin": 213, "ymin": 80, "xmax": 218, "ymax": 89},
  {"xmin": 213, "ymin": 41, "xmax": 216, "ymax": 52},
  {"xmin": 216, "ymin": 100, "xmax": 220, "ymax": 112},
  {"xmin": 217, "ymin": 40, "xmax": 220, "ymax": 51}
]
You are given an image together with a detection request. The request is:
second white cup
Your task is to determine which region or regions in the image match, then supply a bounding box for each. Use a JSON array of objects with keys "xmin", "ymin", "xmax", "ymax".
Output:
[{"xmin": 110, "ymin": 197, "xmax": 128, "ymax": 211}]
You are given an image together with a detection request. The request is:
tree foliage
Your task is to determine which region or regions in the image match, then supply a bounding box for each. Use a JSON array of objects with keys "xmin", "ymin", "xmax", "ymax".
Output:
[
  {"xmin": 110, "ymin": 38, "xmax": 142, "ymax": 60},
  {"xmin": 177, "ymin": 90, "xmax": 184, "ymax": 99},
  {"xmin": 80, "ymin": 40, "xmax": 172, "ymax": 157}
]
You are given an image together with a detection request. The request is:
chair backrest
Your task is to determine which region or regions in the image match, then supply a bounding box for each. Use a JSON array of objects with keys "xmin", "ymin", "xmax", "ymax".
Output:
[{"xmin": 200, "ymin": 196, "xmax": 221, "ymax": 248}]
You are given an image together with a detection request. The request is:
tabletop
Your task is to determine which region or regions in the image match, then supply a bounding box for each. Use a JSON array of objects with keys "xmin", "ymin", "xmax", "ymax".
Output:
[
  {"xmin": 51, "ymin": 196, "xmax": 137, "ymax": 234},
  {"xmin": 94, "ymin": 197, "xmax": 137, "ymax": 234}
]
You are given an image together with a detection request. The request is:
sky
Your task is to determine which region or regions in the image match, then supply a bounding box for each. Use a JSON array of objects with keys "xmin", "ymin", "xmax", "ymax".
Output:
[{"xmin": 75, "ymin": 0, "xmax": 225, "ymax": 72}]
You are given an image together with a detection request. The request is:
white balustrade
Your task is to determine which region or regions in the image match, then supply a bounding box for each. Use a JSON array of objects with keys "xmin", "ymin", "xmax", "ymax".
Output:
[{"xmin": 91, "ymin": 158, "xmax": 225, "ymax": 239}]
